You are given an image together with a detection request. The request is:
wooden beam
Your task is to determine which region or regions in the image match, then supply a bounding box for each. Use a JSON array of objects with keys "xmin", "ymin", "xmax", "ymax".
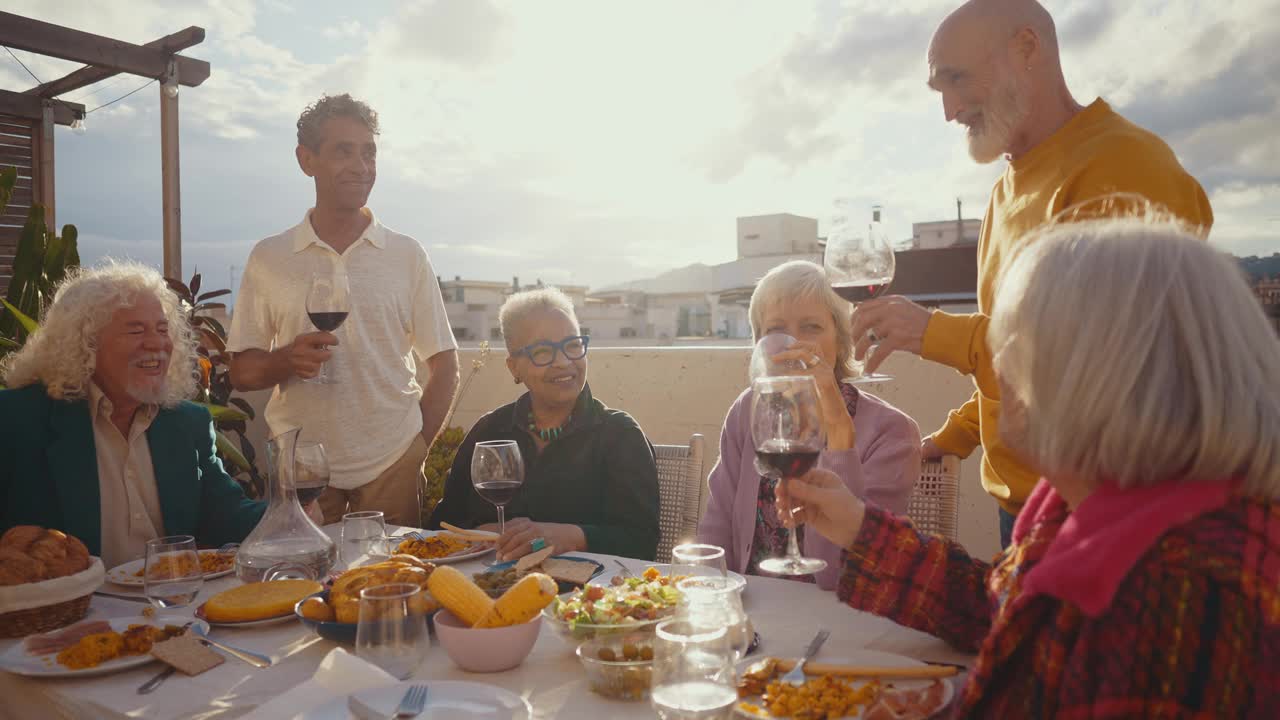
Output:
[
  {"xmin": 0, "ymin": 12, "xmax": 210, "ymax": 87},
  {"xmin": 35, "ymin": 106, "xmax": 54, "ymax": 229},
  {"xmin": 25, "ymin": 26, "xmax": 206, "ymax": 99},
  {"xmin": 160, "ymin": 76, "xmax": 181, "ymax": 279},
  {"xmin": 0, "ymin": 90, "xmax": 83, "ymax": 125}
]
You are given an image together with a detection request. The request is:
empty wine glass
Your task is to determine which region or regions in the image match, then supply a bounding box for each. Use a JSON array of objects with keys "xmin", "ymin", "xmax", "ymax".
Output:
[
  {"xmin": 341, "ymin": 510, "xmax": 386, "ymax": 568},
  {"xmin": 355, "ymin": 583, "xmax": 431, "ymax": 680},
  {"xmin": 305, "ymin": 269, "xmax": 350, "ymax": 384},
  {"xmin": 144, "ymin": 535, "xmax": 203, "ymax": 611},
  {"xmin": 749, "ymin": 333, "xmax": 810, "ymax": 381},
  {"xmin": 471, "ymin": 440, "xmax": 525, "ymax": 567},
  {"xmin": 651, "ymin": 620, "xmax": 738, "ymax": 720},
  {"xmin": 751, "ymin": 375, "xmax": 827, "ymax": 576},
  {"xmin": 671, "ymin": 543, "xmax": 728, "ymax": 579},
  {"xmin": 824, "ymin": 202, "xmax": 895, "ymax": 383},
  {"xmin": 294, "ymin": 441, "xmax": 329, "ymax": 508}
]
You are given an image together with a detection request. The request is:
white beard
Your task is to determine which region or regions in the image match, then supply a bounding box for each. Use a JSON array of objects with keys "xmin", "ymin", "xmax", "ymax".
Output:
[
  {"xmin": 966, "ymin": 70, "xmax": 1031, "ymax": 164},
  {"xmin": 127, "ymin": 377, "xmax": 168, "ymax": 405}
]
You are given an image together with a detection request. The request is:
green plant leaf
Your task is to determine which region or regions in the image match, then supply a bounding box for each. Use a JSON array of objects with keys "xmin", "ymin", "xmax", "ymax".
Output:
[
  {"xmin": 198, "ymin": 314, "xmax": 227, "ymax": 339},
  {"xmin": 0, "ymin": 336, "xmax": 18, "ymax": 349},
  {"xmin": 194, "ymin": 303, "xmax": 227, "ymax": 312},
  {"xmin": 196, "ymin": 289, "xmax": 231, "ymax": 302},
  {"xmin": 215, "ymin": 431, "xmax": 253, "ymax": 473},
  {"xmin": 1, "ymin": 300, "xmax": 38, "ymax": 334},
  {"xmin": 164, "ymin": 277, "xmax": 194, "ymax": 304},
  {"xmin": 190, "ymin": 272, "xmax": 201, "ymax": 298},
  {"xmin": 197, "ymin": 327, "xmax": 227, "ymax": 353},
  {"xmin": 228, "ymin": 397, "xmax": 256, "ymax": 420},
  {"xmin": 195, "ymin": 401, "xmax": 249, "ymax": 423}
]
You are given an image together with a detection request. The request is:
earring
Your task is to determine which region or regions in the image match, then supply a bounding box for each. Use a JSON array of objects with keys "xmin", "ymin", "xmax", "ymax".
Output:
[{"xmin": 513, "ymin": 376, "xmax": 521, "ymax": 385}]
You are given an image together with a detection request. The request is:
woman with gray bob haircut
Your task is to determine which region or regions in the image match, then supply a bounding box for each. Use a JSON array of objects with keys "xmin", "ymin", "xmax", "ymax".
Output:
[
  {"xmin": 776, "ymin": 220, "xmax": 1280, "ymax": 716},
  {"xmin": 430, "ymin": 287, "xmax": 661, "ymax": 561},
  {"xmin": 698, "ymin": 260, "xmax": 920, "ymax": 590}
]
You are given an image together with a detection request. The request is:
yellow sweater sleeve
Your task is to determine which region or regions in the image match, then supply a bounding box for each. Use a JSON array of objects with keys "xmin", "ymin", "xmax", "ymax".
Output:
[
  {"xmin": 920, "ymin": 310, "xmax": 1000, "ymax": 397},
  {"xmin": 930, "ymin": 391, "xmax": 981, "ymax": 458}
]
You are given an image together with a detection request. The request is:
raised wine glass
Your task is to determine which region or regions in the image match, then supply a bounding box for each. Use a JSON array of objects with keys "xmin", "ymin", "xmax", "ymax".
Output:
[
  {"xmin": 824, "ymin": 202, "xmax": 895, "ymax": 383},
  {"xmin": 305, "ymin": 269, "xmax": 350, "ymax": 384},
  {"xmin": 750, "ymin": 374, "xmax": 827, "ymax": 576},
  {"xmin": 471, "ymin": 440, "xmax": 525, "ymax": 567}
]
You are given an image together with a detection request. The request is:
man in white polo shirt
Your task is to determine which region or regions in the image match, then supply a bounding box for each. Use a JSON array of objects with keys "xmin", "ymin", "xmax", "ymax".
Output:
[{"xmin": 227, "ymin": 94, "xmax": 459, "ymax": 527}]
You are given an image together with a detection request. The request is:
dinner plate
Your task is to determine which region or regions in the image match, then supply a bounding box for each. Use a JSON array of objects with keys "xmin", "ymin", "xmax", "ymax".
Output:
[
  {"xmin": 299, "ymin": 680, "xmax": 532, "ymax": 719},
  {"xmin": 389, "ymin": 531, "xmax": 495, "ymax": 565},
  {"xmin": 0, "ymin": 615, "xmax": 209, "ymax": 678},
  {"xmin": 732, "ymin": 649, "xmax": 955, "ymax": 719},
  {"xmin": 481, "ymin": 555, "xmax": 606, "ymax": 594},
  {"xmin": 193, "ymin": 600, "xmax": 299, "ymax": 628},
  {"xmin": 608, "ymin": 562, "xmax": 748, "ymax": 594},
  {"xmin": 106, "ymin": 549, "xmax": 237, "ymax": 587}
]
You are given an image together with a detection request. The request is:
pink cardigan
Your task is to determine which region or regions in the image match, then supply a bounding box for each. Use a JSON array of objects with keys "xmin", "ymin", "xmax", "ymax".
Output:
[{"xmin": 697, "ymin": 387, "xmax": 920, "ymax": 589}]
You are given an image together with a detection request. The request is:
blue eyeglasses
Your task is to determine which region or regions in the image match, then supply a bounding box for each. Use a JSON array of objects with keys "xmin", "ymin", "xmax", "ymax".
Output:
[{"xmin": 514, "ymin": 335, "xmax": 590, "ymax": 367}]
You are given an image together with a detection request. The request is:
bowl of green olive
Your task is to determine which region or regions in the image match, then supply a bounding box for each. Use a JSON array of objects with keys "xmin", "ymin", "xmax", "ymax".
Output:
[{"xmin": 574, "ymin": 631, "xmax": 655, "ymax": 701}]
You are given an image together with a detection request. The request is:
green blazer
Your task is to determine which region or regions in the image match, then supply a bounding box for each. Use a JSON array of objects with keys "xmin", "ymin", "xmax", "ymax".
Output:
[{"xmin": 0, "ymin": 383, "xmax": 266, "ymax": 557}]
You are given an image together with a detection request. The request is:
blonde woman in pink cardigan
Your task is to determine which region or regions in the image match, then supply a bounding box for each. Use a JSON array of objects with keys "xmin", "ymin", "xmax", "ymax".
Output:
[{"xmin": 697, "ymin": 261, "xmax": 920, "ymax": 590}]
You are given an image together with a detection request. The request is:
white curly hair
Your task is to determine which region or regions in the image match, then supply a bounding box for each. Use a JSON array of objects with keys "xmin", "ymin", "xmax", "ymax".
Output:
[{"xmin": 1, "ymin": 260, "xmax": 199, "ymax": 406}]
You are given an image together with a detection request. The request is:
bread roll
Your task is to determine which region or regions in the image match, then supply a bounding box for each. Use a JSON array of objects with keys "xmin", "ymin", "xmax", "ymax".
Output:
[
  {"xmin": 0, "ymin": 547, "xmax": 44, "ymax": 585},
  {"xmin": 0, "ymin": 526, "xmax": 44, "ymax": 552}
]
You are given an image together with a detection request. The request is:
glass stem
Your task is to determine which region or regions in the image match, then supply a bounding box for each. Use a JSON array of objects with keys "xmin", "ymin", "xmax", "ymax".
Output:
[
  {"xmin": 785, "ymin": 507, "xmax": 802, "ymax": 560},
  {"xmin": 496, "ymin": 504, "xmax": 506, "ymax": 537}
]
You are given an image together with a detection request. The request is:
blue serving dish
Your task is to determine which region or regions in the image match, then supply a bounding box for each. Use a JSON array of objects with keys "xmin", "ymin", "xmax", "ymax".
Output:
[
  {"xmin": 294, "ymin": 589, "xmax": 438, "ymax": 644},
  {"xmin": 480, "ymin": 555, "xmax": 606, "ymax": 595}
]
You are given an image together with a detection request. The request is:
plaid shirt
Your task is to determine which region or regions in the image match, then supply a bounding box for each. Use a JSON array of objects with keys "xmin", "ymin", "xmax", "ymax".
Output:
[{"xmin": 838, "ymin": 495, "xmax": 1280, "ymax": 718}]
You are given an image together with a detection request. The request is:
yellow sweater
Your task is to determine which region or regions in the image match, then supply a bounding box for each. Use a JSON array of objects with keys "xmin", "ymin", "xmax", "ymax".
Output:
[{"xmin": 922, "ymin": 99, "xmax": 1213, "ymax": 514}]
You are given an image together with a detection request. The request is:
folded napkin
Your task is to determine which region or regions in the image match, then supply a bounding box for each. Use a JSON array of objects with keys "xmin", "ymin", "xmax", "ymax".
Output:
[{"xmin": 238, "ymin": 647, "xmax": 398, "ymax": 720}]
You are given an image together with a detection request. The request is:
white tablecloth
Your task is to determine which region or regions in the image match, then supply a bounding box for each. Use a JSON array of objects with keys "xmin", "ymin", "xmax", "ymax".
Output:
[{"xmin": 0, "ymin": 525, "xmax": 974, "ymax": 719}]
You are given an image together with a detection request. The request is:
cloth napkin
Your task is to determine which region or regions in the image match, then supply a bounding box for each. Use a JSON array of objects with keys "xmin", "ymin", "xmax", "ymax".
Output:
[{"xmin": 238, "ymin": 647, "xmax": 398, "ymax": 720}]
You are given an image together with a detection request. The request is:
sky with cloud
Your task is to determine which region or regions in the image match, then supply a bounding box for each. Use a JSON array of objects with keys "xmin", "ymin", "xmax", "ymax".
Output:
[{"xmin": 3, "ymin": 0, "xmax": 1278, "ymax": 296}]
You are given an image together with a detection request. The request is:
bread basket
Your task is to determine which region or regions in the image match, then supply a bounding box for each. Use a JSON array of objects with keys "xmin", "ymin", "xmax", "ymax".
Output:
[{"xmin": 0, "ymin": 557, "xmax": 105, "ymax": 638}]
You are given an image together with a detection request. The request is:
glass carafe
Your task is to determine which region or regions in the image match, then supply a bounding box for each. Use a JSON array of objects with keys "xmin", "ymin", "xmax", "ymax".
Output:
[{"xmin": 235, "ymin": 427, "xmax": 338, "ymax": 583}]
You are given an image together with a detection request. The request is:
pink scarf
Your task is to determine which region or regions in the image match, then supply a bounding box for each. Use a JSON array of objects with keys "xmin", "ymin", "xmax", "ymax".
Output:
[{"xmin": 1017, "ymin": 477, "xmax": 1237, "ymax": 617}]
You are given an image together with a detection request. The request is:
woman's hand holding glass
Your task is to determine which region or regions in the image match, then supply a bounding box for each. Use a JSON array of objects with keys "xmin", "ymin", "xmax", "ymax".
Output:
[
  {"xmin": 774, "ymin": 468, "xmax": 867, "ymax": 550},
  {"xmin": 759, "ymin": 337, "xmax": 856, "ymax": 451}
]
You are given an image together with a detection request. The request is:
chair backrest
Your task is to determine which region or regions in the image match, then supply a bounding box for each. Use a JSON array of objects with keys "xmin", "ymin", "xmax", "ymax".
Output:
[
  {"xmin": 652, "ymin": 433, "xmax": 706, "ymax": 562},
  {"xmin": 907, "ymin": 455, "xmax": 961, "ymax": 541}
]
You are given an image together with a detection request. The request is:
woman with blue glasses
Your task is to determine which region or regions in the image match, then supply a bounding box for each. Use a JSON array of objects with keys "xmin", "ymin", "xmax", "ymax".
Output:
[{"xmin": 429, "ymin": 287, "xmax": 660, "ymax": 561}]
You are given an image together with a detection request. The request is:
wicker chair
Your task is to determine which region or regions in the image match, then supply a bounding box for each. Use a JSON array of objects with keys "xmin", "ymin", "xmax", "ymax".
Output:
[
  {"xmin": 907, "ymin": 455, "xmax": 961, "ymax": 540},
  {"xmin": 653, "ymin": 434, "xmax": 706, "ymax": 562}
]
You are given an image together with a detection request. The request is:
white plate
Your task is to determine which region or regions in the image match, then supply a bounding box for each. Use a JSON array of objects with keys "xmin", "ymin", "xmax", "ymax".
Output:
[
  {"xmin": 194, "ymin": 602, "xmax": 300, "ymax": 629},
  {"xmin": 106, "ymin": 549, "xmax": 237, "ymax": 587},
  {"xmin": 733, "ymin": 649, "xmax": 955, "ymax": 719},
  {"xmin": 390, "ymin": 531, "xmax": 495, "ymax": 565},
  {"xmin": 0, "ymin": 615, "xmax": 209, "ymax": 678},
  {"xmin": 299, "ymin": 680, "xmax": 532, "ymax": 719}
]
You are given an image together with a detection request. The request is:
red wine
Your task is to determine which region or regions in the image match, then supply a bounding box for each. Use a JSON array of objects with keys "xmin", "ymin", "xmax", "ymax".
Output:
[
  {"xmin": 308, "ymin": 311, "xmax": 349, "ymax": 332},
  {"xmin": 755, "ymin": 440, "xmax": 821, "ymax": 478},
  {"xmin": 475, "ymin": 480, "xmax": 522, "ymax": 505},
  {"xmin": 296, "ymin": 486, "xmax": 326, "ymax": 505},
  {"xmin": 832, "ymin": 282, "xmax": 889, "ymax": 303}
]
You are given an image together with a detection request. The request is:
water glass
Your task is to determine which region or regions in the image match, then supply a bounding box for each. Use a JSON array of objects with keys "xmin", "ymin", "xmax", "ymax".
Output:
[
  {"xmin": 341, "ymin": 510, "xmax": 386, "ymax": 567},
  {"xmin": 677, "ymin": 576, "xmax": 751, "ymax": 662},
  {"xmin": 671, "ymin": 543, "xmax": 728, "ymax": 578},
  {"xmin": 144, "ymin": 535, "xmax": 203, "ymax": 610},
  {"xmin": 651, "ymin": 620, "xmax": 738, "ymax": 720},
  {"xmin": 355, "ymin": 583, "xmax": 431, "ymax": 680}
]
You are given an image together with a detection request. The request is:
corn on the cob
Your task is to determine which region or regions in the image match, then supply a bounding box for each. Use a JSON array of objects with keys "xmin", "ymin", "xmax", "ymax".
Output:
[
  {"xmin": 426, "ymin": 565, "xmax": 494, "ymax": 626},
  {"xmin": 474, "ymin": 572, "xmax": 557, "ymax": 628}
]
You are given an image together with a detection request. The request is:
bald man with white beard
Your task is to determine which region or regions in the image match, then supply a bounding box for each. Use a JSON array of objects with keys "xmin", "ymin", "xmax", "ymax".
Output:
[{"xmin": 846, "ymin": 0, "xmax": 1214, "ymax": 547}]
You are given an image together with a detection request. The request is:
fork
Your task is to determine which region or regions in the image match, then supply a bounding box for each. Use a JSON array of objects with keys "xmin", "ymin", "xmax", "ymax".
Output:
[
  {"xmin": 391, "ymin": 684, "xmax": 429, "ymax": 718},
  {"xmin": 613, "ymin": 559, "xmax": 635, "ymax": 579},
  {"xmin": 136, "ymin": 622, "xmax": 195, "ymax": 695},
  {"xmin": 782, "ymin": 629, "xmax": 829, "ymax": 686}
]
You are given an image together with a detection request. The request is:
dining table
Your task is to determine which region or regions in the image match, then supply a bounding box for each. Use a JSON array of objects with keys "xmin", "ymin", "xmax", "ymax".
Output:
[{"xmin": 0, "ymin": 524, "xmax": 976, "ymax": 719}]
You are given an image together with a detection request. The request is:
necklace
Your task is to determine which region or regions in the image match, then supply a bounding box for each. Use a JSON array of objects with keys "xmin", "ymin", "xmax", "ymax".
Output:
[{"xmin": 528, "ymin": 410, "xmax": 572, "ymax": 442}]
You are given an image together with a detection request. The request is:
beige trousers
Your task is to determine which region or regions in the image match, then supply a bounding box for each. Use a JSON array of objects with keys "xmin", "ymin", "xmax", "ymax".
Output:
[{"xmin": 318, "ymin": 435, "xmax": 430, "ymax": 528}]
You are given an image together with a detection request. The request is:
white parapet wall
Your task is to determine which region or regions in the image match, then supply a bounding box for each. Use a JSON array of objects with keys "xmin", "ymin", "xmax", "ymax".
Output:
[{"xmin": 238, "ymin": 346, "xmax": 1002, "ymax": 560}]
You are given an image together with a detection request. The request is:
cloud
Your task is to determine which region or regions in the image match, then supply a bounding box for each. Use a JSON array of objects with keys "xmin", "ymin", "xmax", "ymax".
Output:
[
  {"xmin": 322, "ymin": 19, "xmax": 364, "ymax": 40},
  {"xmin": 389, "ymin": 0, "xmax": 508, "ymax": 66}
]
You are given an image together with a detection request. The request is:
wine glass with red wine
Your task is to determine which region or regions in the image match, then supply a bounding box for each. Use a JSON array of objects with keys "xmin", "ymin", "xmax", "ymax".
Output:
[
  {"xmin": 471, "ymin": 440, "xmax": 525, "ymax": 567},
  {"xmin": 824, "ymin": 202, "xmax": 895, "ymax": 383},
  {"xmin": 750, "ymin": 374, "xmax": 827, "ymax": 576},
  {"xmin": 305, "ymin": 270, "xmax": 350, "ymax": 384}
]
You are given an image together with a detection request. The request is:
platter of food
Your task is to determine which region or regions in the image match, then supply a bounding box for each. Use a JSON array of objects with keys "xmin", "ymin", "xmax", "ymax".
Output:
[
  {"xmin": 106, "ymin": 549, "xmax": 237, "ymax": 587},
  {"xmin": 391, "ymin": 529, "xmax": 494, "ymax": 564},
  {"xmin": 0, "ymin": 616, "xmax": 206, "ymax": 677},
  {"xmin": 733, "ymin": 651, "xmax": 955, "ymax": 719}
]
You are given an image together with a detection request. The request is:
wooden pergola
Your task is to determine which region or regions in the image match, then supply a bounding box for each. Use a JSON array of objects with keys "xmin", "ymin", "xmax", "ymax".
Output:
[{"xmin": 0, "ymin": 12, "xmax": 211, "ymax": 289}]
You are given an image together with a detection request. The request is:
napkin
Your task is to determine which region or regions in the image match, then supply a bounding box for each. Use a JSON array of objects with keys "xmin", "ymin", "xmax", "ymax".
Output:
[{"xmin": 238, "ymin": 647, "xmax": 398, "ymax": 720}]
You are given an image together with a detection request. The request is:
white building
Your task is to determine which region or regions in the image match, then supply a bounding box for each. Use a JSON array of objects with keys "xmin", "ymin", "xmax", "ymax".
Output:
[{"xmin": 911, "ymin": 218, "xmax": 981, "ymax": 249}]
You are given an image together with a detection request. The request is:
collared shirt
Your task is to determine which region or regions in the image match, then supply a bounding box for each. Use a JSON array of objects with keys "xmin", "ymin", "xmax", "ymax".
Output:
[
  {"xmin": 88, "ymin": 383, "xmax": 165, "ymax": 568},
  {"xmin": 227, "ymin": 208, "xmax": 457, "ymax": 489}
]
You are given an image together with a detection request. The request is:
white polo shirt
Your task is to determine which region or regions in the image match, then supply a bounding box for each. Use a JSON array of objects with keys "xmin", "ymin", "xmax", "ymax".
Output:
[{"xmin": 227, "ymin": 209, "xmax": 457, "ymax": 489}]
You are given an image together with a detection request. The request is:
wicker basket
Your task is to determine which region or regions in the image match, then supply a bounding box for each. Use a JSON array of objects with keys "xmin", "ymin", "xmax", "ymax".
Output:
[{"xmin": 0, "ymin": 557, "xmax": 104, "ymax": 639}]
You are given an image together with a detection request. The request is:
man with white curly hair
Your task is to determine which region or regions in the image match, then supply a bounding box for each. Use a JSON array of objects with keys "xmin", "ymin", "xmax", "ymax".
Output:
[{"xmin": 0, "ymin": 262, "xmax": 267, "ymax": 568}]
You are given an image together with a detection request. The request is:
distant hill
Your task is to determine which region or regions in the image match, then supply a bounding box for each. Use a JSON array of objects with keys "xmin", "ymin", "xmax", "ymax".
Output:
[{"xmin": 1239, "ymin": 254, "xmax": 1280, "ymax": 281}]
